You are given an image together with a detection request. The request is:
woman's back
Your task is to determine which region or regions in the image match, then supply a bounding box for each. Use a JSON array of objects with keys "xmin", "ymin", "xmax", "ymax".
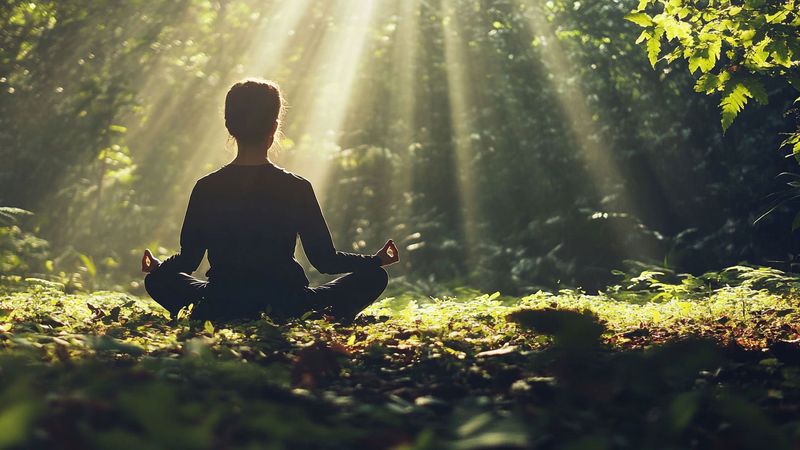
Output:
[
  {"xmin": 175, "ymin": 163, "xmax": 376, "ymax": 289},
  {"xmin": 192, "ymin": 163, "xmax": 307, "ymax": 286}
]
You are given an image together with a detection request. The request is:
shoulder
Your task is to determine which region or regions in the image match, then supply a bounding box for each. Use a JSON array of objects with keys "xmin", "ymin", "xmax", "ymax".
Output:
[
  {"xmin": 188, "ymin": 167, "xmax": 229, "ymax": 195},
  {"xmin": 195, "ymin": 167, "xmax": 224, "ymax": 184},
  {"xmin": 272, "ymin": 165, "xmax": 307, "ymax": 183},
  {"xmin": 271, "ymin": 166, "xmax": 314, "ymax": 192}
]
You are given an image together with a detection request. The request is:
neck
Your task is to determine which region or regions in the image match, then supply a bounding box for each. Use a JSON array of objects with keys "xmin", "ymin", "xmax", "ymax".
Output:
[{"xmin": 231, "ymin": 142, "xmax": 271, "ymax": 166}]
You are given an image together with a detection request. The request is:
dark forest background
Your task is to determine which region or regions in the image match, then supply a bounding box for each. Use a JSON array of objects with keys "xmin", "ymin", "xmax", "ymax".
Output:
[{"xmin": 1, "ymin": 0, "xmax": 798, "ymax": 294}]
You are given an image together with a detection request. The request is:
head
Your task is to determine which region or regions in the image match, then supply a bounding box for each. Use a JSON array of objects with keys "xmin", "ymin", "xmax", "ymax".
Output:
[{"xmin": 224, "ymin": 78, "xmax": 284, "ymax": 151}]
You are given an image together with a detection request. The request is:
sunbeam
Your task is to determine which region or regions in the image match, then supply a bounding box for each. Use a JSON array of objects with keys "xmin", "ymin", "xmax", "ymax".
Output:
[
  {"xmin": 277, "ymin": 0, "xmax": 378, "ymax": 200},
  {"xmin": 387, "ymin": 0, "xmax": 421, "ymax": 248},
  {"xmin": 522, "ymin": 0, "xmax": 659, "ymax": 258},
  {"xmin": 4, "ymin": 0, "xmax": 783, "ymax": 300},
  {"xmin": 442, "ymin": 0, "xmax": 481, "ymax": 265},
  {"xmin": 145, "ymin": 0, "xmax": 313, "ymax": 242}
]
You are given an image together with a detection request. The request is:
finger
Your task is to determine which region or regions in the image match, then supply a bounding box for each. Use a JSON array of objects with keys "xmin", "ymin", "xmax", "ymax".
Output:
[
  {"xmin": 385, "ymin": 242, "xmax": 398, "ymax": 261},
  {"xmin": 142, "ymin": 249, "xmax": 154, "ymax": 273}
]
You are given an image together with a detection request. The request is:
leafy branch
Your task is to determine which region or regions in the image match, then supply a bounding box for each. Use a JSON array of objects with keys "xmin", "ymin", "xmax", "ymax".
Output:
[{"xmin": 626, "ymin": 0, "xmax": 799, "ymax": 149}]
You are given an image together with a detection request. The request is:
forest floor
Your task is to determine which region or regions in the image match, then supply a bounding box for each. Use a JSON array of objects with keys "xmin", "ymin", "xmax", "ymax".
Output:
[{"xmin": 0, "ymin": 266, "xmax": 799, "ymax": 449}]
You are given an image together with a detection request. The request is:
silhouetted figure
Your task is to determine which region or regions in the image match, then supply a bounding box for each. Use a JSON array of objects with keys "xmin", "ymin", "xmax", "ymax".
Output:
[{"xmin": 142, "ymin": 79, "xmax": 398, "ymax": 322}]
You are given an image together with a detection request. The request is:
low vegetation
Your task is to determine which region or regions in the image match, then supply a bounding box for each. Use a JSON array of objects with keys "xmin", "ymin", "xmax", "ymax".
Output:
[{"xmin": 0, "ymin": 266, "xmax": 798, "ymax": 449}]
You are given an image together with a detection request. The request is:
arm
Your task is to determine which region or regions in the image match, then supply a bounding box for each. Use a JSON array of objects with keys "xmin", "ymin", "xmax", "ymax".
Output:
[
  {"xmin": 157, "ymin": 183, "xmax": 207, "ymax": 274},
  {"xmin": 297, "ymin": 180, "xmax": 378, "ymax": 274}
]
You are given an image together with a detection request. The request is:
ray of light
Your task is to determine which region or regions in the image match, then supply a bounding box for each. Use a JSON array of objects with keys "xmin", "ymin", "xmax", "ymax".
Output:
[
  {"xmin": 155, "ymin": 0, "xmax": 315, "ymax": 182},
  {"xmin": 523, "ymin": 0, "xmax": 659, "ymax": 257},
  {"xmin": 147, "ymin": 0, "xmax": 313, "ymax": 242},
  {"xmin": 386, "ymin": 0, "xmax": 421, "ymax": 244},
  {"xmin": 523, "ymin": 2, "xmax": 628, "ymax": 203},
  {"xmin": 456, "ymin": 19, "xmax": 552, "ymax": 234},
  {"xmin": 276, "ymin": 0, "xmax": 379, "ymax": 200},
  {"xmin": 117, "ymin": 1, "xmax": 233, "ymax": 157},
  {"xmin": 442, "ymin": 0, "xmax": 481, "ymax": 264}
]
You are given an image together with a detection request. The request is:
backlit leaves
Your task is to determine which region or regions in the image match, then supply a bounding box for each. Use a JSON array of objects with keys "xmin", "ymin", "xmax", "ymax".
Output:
[
  {"xmin": 720, "ymin": 81, "xmax": 753, "ymax": 131},
  {"xmin": 624, "ymin": 12, "xmax": 654, "ymax": 27},
  {"xmin": 628, "ymin": 0, "xmax": 800, "ymax": 133},
  {"xmin": 647, "ymin": 28, "xmax": 664, "ymax": 67}
]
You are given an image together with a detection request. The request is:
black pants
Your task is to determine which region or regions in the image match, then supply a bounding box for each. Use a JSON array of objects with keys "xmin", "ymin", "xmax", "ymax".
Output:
[{"xmin": 144, "ymin": 265, "xmax": 388, "ymax": 322}]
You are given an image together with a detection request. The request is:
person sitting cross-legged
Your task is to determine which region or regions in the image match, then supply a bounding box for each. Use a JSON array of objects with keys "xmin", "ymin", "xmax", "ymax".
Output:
[{"xmin": 142, "ymin": 78, "xmax": 399, "ymax": 322}]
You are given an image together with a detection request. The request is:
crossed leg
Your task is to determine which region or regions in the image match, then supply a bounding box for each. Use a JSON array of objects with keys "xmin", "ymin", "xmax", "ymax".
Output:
[
  {"xmin": 302, "ymin": 265, "xmax": 389, "ymax": 321},
  {"xmin": 144, "ymin": 264, "xmax": 388, "ymax": 322},
  {"xmin": 144, "ymin": 268, "xmax": 207, "ymax": 318}
]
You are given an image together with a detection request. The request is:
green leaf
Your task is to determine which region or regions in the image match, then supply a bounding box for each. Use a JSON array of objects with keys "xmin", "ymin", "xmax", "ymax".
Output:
[
  {"xmin": 750, "ymin": 39, "xmax": 771, "ymax": 67},
  {"xmin": 663, "ymin": 17, "xmax": 692, "ymax": 41},
  {"xmin": 78, "ymin": 253, "xmax": 97, "ymax": 277},
  {"xmin": 695, "ymin": 71, "xmax": 730, "ymax": 93},
  {"xmin": 625, "ymin": 12, "xmax": 654, "ymax": 27},
  {"xmin": 669, "ymin": 392, "xmax": 700, "ymax": 431},
  {"xmin": 0, "ymin": 207, "xmax": 33, "ymax": 225},
  {"xmin": 688, "ymin": 49, "xmax": 711, "ymax": 73},
  {"xmin": 0, "ymin": 401, "xmax": 39, "ymax": 448},
  {"xmin": 720, "ymin": 81, "xmax": 752, "ymax": 131},
  {"xmin": 647, "ymin": 28, "xmax": 663, "ymax": 67},
  {"xmin": 766, "ymin": 40, "xmax": 792, "ymax": 67},
  {"xmin": 741, "ymin": 77, "xmax": 768, "ymax": 105},
  {"xmin": 781, "ymin": 131, "xmax": 800, "ymax": 161},
  {"xmin": 765, "ymin": 9, "xmax": 790, "ymax": 24},
  {"xmin": 204, "ymin": 320, "xmax": 215, "ymax": 334}
]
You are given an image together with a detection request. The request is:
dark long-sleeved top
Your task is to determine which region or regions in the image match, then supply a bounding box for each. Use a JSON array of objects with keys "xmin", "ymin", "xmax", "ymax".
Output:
[{"xmin": 159, "ymin": 163, "xmax": 378, "ymax": 288}]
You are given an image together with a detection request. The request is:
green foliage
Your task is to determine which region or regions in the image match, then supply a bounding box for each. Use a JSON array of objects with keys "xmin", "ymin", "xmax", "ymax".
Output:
[
  {"xmin": 0, "ymin": 269, "xmax": 799, "ymax": 448},
  {"xmin": 0, "ymin": 207, "xmax": 32, "ymax": 226},
  {"xmin": 720, "ymin": 80, "xmax": 761, "ymax": 130},
  {"xmin": 629, "ymin": 0, "xmax": 800, "ymax": 132},
  {"xmin": 0, "ymin": 225, "xmax": 49, "ymax": 276},
  {"xmin": 1, "ymin": 0, "xmax": 799, "ymax": 292}
]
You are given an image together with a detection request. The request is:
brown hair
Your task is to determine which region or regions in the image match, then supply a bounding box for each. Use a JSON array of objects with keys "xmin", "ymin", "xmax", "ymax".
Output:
[{"xmin": 224, "ymin": 79, "xmax": 283, "ymax": 145}]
